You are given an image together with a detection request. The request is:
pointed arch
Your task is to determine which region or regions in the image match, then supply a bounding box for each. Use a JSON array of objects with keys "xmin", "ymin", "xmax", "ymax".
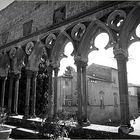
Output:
[
  {"xmin": 78, "ymin": 19, "xmax": 117, "ymax": 59},
  {"xmin": 120, "ymin": 4, "xmax": 140, "ymax": 50},
  {"xmin": 51, "ymin": 31, "xmax": 74, "ymax": 66}
]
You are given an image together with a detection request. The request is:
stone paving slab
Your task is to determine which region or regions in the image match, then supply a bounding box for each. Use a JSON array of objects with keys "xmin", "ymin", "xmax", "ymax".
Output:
[{"xmin": 83, "ymin": 123, "xmax": 140, "ymax": 136}]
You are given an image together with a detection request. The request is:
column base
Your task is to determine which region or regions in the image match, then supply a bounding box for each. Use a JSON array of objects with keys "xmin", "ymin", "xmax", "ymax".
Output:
[
  {"xmin": 23, "ymin": 115, "xmax": 31, "ymax": 119},
  {"xmin": 118, "ymin": 125, "xmax": 134, "ymax": 135},
  {"xmin": 10, "ymin": 113, "xmax": 18, "ymax": 116},
  {"xmin": 81, "ymin": 119, "xmax": 90, "ymax": 127},
  {"xmin": 78, "ymin": 118, "xmax": 90, "ymax": 127},
  {"xmin": 30, "ymin": 114, "xmax": 36, "ymax": 118}
]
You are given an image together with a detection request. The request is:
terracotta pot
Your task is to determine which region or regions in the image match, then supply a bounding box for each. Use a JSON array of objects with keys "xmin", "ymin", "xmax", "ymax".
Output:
[{"xmin": 0, "ymin": 127, "xmax": 12, "ymax": 139}]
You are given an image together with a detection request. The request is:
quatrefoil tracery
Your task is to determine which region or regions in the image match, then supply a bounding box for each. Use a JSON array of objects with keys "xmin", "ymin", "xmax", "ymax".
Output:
[
  {"xmin": 107, "ymin": 10, "xmax": 126, "ymax": 31},
  {"xmin": 45, "ymin": 33, "xmax": 56, "ymax": 49},
  {"xmin": 71, "ymin": 23, "xmax": 86, "ymax": 41}
]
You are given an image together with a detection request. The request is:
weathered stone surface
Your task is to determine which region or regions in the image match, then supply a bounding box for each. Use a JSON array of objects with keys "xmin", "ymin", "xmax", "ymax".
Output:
[{"xmin": 0, "ymin": 1, "xmax": 113, "ymax": 46}]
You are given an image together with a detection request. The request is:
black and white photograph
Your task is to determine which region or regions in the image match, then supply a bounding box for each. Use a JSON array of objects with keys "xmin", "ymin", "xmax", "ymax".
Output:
[{"xmin": 0, "ymin": 0, "xmax": 140, "ymax": 139}]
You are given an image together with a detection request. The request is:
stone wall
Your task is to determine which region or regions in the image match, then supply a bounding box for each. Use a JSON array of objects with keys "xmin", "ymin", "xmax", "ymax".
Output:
[{"xmin": 0, "ymin": 1, "xmax": 113, "ymax": 46}]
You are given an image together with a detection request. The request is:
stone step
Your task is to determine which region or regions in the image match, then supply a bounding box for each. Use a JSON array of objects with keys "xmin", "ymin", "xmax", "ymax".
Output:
[
  {"xmin": 7, "ymin": 115, "xmax": 43, "ymax": 131},
  {"xmin": 4, "ymin": 124, "xmax": 40, "ymax": 139}
]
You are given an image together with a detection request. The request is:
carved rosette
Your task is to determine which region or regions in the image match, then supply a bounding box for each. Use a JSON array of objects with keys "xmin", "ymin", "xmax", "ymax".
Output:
[
  {"xmin": 71, "ymin": 23, "xmax": 86, "ymax": 41},
  {"xmin": 45, "ymin": 33, "xmax": 56, "ymax": 49},
  {"xmin": 107, "ymin": 10, "xmax": 126, "ymax": 31},
  {"xmin": 25, "ymin": 41, "xmax": 34, "ymax": 55}
]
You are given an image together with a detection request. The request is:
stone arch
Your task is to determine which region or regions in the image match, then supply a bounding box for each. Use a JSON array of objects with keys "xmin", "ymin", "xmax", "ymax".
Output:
[
  {"xmin": 78, "ymin": 20, "xmax": 117, "ymax": 60},
  {"xmin": 120, "ymin": 4, "xmax": 140, "ymax": 50},
  {"xmin": 51, "ymin": 31, "xmax": 74, "ymax": 67}
]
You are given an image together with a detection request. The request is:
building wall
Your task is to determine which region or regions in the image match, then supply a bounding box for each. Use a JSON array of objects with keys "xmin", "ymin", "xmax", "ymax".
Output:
[
  {"xmin": 87, "ymin": 77, "xmax": 120, "ymax": 124},
  {"xmin": 128, "ymin": 86, "xmax": 139, "ymax": 117},
  {"xmin": 57, "ymin": 66, "xmax": 122, "ymax": 124},
  {"xmin": 57, "ymin": 65, "xmax": 139, "ymax": 123},
  {"xmin": 0, "ymin": 1, "xmax": 109, "ymax": 46}
]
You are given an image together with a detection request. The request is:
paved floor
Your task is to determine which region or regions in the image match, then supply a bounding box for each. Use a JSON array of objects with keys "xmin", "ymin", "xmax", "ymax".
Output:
[
  {"xmin": 9, "ymin": 115, "xmax": 140, "ymax": 138},
  {"xmin": 83, "ymin": 116, "xmax": 140, "ymax": 136}
]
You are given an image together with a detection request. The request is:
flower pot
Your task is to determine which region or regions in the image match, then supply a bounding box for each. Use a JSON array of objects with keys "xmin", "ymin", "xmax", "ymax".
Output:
[{"xmin": 0, "ymin": 127, "xmax": 12, "ymax": 139}]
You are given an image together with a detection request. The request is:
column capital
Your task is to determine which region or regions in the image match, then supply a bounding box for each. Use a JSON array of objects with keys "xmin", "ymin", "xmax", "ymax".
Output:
[
  {"xmin": 15, "ymin": 73, "xmax": 21, "ymax": 80},
  {"xmin": 1, "ymin": 76, "xmax": 7, "ymax": 81},
  {"xmin": 9, "ymin": 72, "xmax": 15, "ymax": 78},
  {"xmin": 74, "ymin": 56, "xmax": 88, "ymax": 68},
  {"xmin": 113, "ymin": 47, "xmax": 128, "ymax": 60},
  {"xmin": 26, "ymin": 69, "xmax": 33, "ymax": 78},
  {"xmin": 32, "ymin": 71, "xmax": 38, "ymax": 79}
]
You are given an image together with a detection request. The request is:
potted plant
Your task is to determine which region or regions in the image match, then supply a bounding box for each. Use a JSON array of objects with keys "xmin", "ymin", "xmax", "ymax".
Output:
[{"xmin": 0, "ymin": 107, "xmax": 12, "ymax": 139}]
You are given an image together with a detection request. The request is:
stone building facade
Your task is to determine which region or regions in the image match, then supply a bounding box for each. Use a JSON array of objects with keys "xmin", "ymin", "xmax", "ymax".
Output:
[
  {"xmin": 128, "ymin": 83, "xmax": 140, "ymax": 116},
  {"xmin": 57, "ymin": 64, "xmax": 139, "ymax": 124}
]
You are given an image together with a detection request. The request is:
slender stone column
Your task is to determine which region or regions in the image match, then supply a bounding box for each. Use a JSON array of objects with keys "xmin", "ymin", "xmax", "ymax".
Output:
[
  {"xmin": 48, "ymin": 65, "xmax": 53, "ymax": 120},
  {"xmin": 53, "ymin": 67, "xmax": 59, "ymax": 116},
  {"xmin": 31, "ymin": 71, "xmax": 38, "ymax": 118},
  {"xmin": 81, "ymin": 61, "xmax": 89, "ymax": 124},
  {"xmin": 8, "ymin": 72, "xmax": 15, "ymax": 113},
  {"xmin": 24, "ymin": 70, "xmax": 32, "ymax": 118},
  {"xmin": 1, "ymin": 77, "xmax": 7, "ymax": 107},
  {"xmin": 114, "ymin": 48, "xmax": 133, "ymax": 134},
  {"xmin": 13, "ymin": 74, "xmax": 21, "ymax": 115},
  {"xmin": 75, "ymin": 59, "xmax": 82, "ymax": 124}
]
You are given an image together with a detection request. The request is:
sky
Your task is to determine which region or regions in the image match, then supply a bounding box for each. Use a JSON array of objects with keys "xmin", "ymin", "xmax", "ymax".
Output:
[{"xmin": 0, "ymin": 0, "xmax": 14, "ymax": 11}]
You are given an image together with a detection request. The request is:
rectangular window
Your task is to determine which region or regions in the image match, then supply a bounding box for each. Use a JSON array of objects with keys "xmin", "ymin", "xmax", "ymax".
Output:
[
  {"xmin": 23, "ymin": 20, "xmax": 33, "ymax": 36},
  {"xmin": 53, "ymin": 6, "xmax": 66, "ymax": 24}
]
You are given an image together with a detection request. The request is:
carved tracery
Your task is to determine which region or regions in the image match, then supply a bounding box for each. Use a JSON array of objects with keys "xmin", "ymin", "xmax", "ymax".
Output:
[
  {"xmin": 25, "ymin": 41, "xmax": 34, "ymax": 55},
  {"xmin": 71, "ymin": 23, "xmax": 86, "ymax": 41},
  {"xmin": 45, "ymin": 33, "xmax": 56, "ymax": 49},
  {"xmin": 107, "ymin": 10, "xmax": 126, "ymax": 31}
]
